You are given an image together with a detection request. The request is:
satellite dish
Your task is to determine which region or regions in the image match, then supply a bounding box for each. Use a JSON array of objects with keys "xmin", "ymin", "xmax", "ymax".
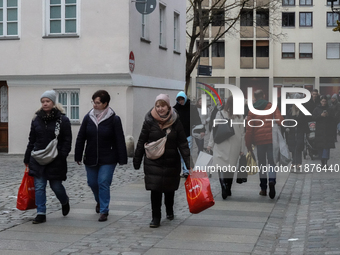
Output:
[{"xmin": 135, "ymin": 0, "xmax": 157, "ymax": 15}]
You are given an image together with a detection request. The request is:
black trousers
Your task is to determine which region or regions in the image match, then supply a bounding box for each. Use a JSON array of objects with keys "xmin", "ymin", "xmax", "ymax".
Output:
[{"xmin": 150, "ymin": 190, "xmax": 175, "ymax": 218}]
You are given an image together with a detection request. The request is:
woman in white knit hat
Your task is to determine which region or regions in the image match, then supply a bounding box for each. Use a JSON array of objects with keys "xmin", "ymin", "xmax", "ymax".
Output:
[
  {"xmin": 24, "ymin": 90, "xmax": 72, "ymax": 224},
  {"xmin": 133, "ymin": 94, "xmax": 191, "ymax": 228}
]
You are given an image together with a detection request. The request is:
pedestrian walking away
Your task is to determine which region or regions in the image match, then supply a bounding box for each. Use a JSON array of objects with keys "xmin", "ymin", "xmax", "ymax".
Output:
[
  {"xmin": 74, "ymin": 90, "xmax": 128, "ymax": 222},
  {"xmin": 245, "ymin": 90, "xmax": 284, "ymax": 199},
  {"xmin": 207, "ymin": 96, "xmax": 247, "ymax": 199},
  {"xmin": 133, "ymin": 94, "xmax": 191, "ymax": 228},
  {"xmin": 24, "ymin": 90, "xmax": 72, "ymax": 224}
]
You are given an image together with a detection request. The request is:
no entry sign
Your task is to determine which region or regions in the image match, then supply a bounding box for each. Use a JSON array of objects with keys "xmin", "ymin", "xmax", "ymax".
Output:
[{"xmin": 129, "ymin": 51, "xmax": 135, "ymax": 73}]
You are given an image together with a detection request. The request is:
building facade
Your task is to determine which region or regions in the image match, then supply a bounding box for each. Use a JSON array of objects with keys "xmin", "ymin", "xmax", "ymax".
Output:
[
  {"xmin": 189, "ymin": 0, "xmax": 340, "ymax": 106},
  {"xmin": 0, "ymin": 0, "xmax": 186, "ymax": 153}
]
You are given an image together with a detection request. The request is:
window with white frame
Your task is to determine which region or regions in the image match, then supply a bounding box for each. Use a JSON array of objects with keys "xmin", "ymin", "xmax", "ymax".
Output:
[
  {"xmin": 46, "ymin": 0, "xmax": 78, "ymax": 35},
  {"xmin": 141, "ymin": 13, "xmax": 149, "ymax": 40},
  {"xmin": 299, "ymin": 43, "xmax": 312, "ymax": 58},
  {"xmin": 0, "ymin": 0, "xmax": 19, "ymax": 37},
  {"xmin": 326, "ymin": 43, "xmax": 340, "ymax": 59},
  {"xmin": 299, "ymin": 12, "xmax": 312, "ymax": 27},
  {"xmin": 159, "ymin": 4, "xmax": 166, "ymax": 47},
  {"xmin": 56, "ymin": 89, "xmax": 80, "ymax": 122},
  {"xmin": 174, "ymin": 12, "xmax": 179, "ymax": 51},
  {"xmin": 282, "ymin": 43, "xmax": 295, "ymax": 58}
]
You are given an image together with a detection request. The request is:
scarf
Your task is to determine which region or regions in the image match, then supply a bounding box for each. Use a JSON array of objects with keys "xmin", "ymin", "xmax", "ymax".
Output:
[
  {"xmin": 151, "ymin": 107, "xmax": 177, "ymax": 130},
  {"xmin": 93, "ymin": 107, "xmax": 110, "ymax": 123}
]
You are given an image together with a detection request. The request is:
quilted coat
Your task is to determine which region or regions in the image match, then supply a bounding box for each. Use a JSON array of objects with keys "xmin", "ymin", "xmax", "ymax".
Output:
[{"xmin": 133, "ymin": 109, "xmax": 191, "ymax": 192}]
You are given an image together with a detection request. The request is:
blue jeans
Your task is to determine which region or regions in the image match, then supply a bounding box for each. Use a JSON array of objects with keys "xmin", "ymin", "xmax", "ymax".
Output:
[
  {"xmin": 318, "ymin": 149, "xmax": 330, "ymax": 159},
  {"xmin": 85, "ymin": 164, "xmax": 116, "ymax": 214},
  {"xmin": 180, "ymin": 136, "xmax": 191, "ymax": 175},
  {"xmin": 257, "ymin": 144, "xmax": 276, "ymax": 191},
  {"xmin": 34, "ymin": 175, "xmax": 69, "ymax": 215}
]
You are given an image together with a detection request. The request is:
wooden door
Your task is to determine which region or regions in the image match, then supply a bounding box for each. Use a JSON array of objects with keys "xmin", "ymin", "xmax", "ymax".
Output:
[{"xmin": 0, "ymin": 82, "xmax": 8, "ymax": 152}]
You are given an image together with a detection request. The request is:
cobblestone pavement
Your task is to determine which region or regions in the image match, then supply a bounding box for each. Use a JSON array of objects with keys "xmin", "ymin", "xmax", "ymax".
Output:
[
  {"xmin": 252, "ymin": 144, "xmax": 340, "ymax": 255},
  {"xmin": 0, "ymin": 155, "xmax": 144, "ymax": 231}
]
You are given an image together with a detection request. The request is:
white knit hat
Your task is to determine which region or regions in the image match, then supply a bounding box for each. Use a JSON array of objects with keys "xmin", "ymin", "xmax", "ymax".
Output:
[{"xmin": 40, "ymin": 90, "xmax": 56, "ymax": 104}]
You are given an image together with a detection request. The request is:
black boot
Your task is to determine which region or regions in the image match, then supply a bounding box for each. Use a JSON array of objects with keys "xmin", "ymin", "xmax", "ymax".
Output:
[
  {"xmin": 220, "ymin": 178, "xmax": 227, "ymax": 199},
  {"xmin": 225, "ymin": 178, "xmax": 232, "ymax": 197},
  {"xmin": 150, "ymin": 218, "xmax": 161, "ymax": 228},
  {"xmin": 321, "ymin": 159, "xmax": 325, "ymax": 167}
]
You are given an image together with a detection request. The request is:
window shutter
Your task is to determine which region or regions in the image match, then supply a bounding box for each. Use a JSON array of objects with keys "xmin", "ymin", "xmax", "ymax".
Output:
[
  {"xmin": 300, "ymin": 43, "xmax": 312, "ymax": 53},
  {"xmin": 327, "ymin": 43, "xmax": 340, "ymax": 58},
  {"xmin": 282, "ymin": 43, "xmax": 295, "ymax": 52}
]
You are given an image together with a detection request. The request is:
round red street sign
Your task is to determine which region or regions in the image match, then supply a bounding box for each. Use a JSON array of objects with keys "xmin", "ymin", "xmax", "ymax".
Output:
[{"xmin": 129, "ymin": 51, "xmax": 135, "ymax": 73}]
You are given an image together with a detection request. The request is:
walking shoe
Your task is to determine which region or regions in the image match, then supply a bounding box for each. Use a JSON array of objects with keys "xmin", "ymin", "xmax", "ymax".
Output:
[
  {"xmin": 269, "ymin": 182, "xmax": 276, "ymax": 199},
  {"xmin": 166, "ymin": 214, "xmax": 174, "ymax": 220},
  {"xmin": 95, "ymin": 203, "xmax": 100, "ymax": 213},
  {"xmin": 181, "ymin": 173, "xmax": 189, "ymax": 179},
  {"xmin": 149, "ymin": 218, "xmax": 161, "ymax": 228},
  {"xmin": 62, "ymin": 201, "xmax": 70, "ymax": 216},
  {"xmin": 98, "ymin": 213, "xmax": 108, "ymax": 222},
  {"xmin": 32, "ymin": 215, "xmax": 46, "ymax": 224},
  {"xmin": 259, "ymin": 190, "xmax": 267, "ymax": 196}
]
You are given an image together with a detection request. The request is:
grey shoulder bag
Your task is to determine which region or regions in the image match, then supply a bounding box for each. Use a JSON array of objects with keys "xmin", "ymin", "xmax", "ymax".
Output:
[{"xmin": 31, "ymin": 117, "xmax": 62, "ymax": 165}]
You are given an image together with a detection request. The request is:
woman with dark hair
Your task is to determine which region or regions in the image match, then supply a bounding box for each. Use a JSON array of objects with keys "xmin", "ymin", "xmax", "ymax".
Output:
[
  {"xmin": 24, "ymin": 90, "xmax": 72, "ymax": 224},
  {"xmin": 75, "ymin": 90, "xmax": 127, "ymax": 222},
  {"xmin": 207, "ymin": 96, "xmax": 246, "ymax": 199},
  {"xmin": 313, "ymin": 96, "xmax": 335, "ymax": 167},
  {"xmin": 133, "ymin": 94, "xmax": 191, "ymax": 228}
]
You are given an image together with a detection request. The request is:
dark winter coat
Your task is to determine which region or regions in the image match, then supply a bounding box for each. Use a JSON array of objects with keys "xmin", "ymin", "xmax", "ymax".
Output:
[
  {"xmin": 133, "ymin": 109, "xmax": 191, "ymax": 192},
  {"xmin": 285, "ymin": 109, "xmax": 308, "ymax": 152},
  {"xmin": 24, "ymin": 108, "xmax": 72, "ymax": 181},
  {"xmin": 74, "ymin": 108, "xmax": 128, "ymax": 166},
  {"xmin": 312, "ymin": 105, "xmax": 335, "ymax": 149},
  {"xmin": 173, "ymin": 99, "xmax": 203, "ymax": 138},
  {"xmin": 245, "ymin": 100, "xmax": 284, "ymax": 149}
]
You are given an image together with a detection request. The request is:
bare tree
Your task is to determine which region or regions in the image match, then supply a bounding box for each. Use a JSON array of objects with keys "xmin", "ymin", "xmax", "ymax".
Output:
[{"xmin": 185, "ymin": 0, "xmax": 283, "ymax": 94}]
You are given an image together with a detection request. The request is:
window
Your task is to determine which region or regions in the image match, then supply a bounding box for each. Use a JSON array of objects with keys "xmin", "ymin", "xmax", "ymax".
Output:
[
  {"xmin": 196, "ymin": 9, "xmax": 209, "ymax": 28},
  {"xmin": 46, "ymin": 0, "xmax": 78, "ymax": 35},
  {"xmin": 198, "ymin": 41, "xmax": 209, "ymax": 57},
  {"xmin": 326, "ymin": 43, "xmax": 340, "ymax": 59},
  {"xmin": 282, "ymin": 43, "xmax": 295, "ymax": 58},
  {"xmin": 0, "ymin": 0, "xmax": 19, "ymax": 37},
  {"xmin": 327, "ymin": 12, "xmax": 339, "ymax": 27},
  {"xmin": 56, "ymin": 89, "xmax": 80, "ymax": 122},
  {"xmin": 299, "ymin": 43, "xmax": 312, "ymax": 58},
  {"xmin": 241, "ymin": 10, "xmax": 253, "ymax": 26},
  {"xmin": 240, "ymin": 40, "xmax": 253, "ymax": 57},
  {"xmin": 212, "ymin": 9, "xmax": 224, "ymax": 26},
  {"xmin": 256, "ymin": 41, "xmax": 269, "ymax": 57},
  {"xmin": 300, "ymin": 0, "xmax": 312, "ymax": 5},
  {"xmin": 256, "ymin": 10, "xmax": 269, "ymax": 26},
  {"xmin": 142, "ymin": 13, "xmax": 149, "ymax": 39},
  {"xmin": 327, "ymin": 0, "xmax": 340, "ymax": 6},
  {"xmin": 282, "ymin": 0, "xmax": 295, "ymax": 6},
  {"xmin": 212, "ymin": 41, "xmax": 225, "ymax": 57},
  {"xmin": 0, "ymin": 85, "xmax": 8, "ymax": 122},
  {"xmin": 174, "ymin": 12, "xmax": 179, "ymax": 51},
  {"xmin": 159, "ymin": 4, "xmax": 166, "ymax": 46},
  {"xmin": 299, "ymin": 12, "xmax": 312, "ymax": 27},
  {"xmin": 282, "ymin": 13, "xmax": 295, "ymax": 27}
]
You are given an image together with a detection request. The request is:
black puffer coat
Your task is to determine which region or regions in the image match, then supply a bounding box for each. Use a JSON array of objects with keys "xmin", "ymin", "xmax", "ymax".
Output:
[
  {"xmin": 133, "ymin": 109, "xmax": 191, "ymax": 192},
  {"xmin": 24, "ymin": 108, "xmax": 72, "ymax": 180},
  {"xmin": 74, "ymin": 108, "xmax": 128, "ymax": 166},
  {"xmin": 313, "ymin": 105, "xmax": 335, "ymax": 149},
  {"xmin": 285, "ymin": 109, "xmax": 308, "ymax": 152}
]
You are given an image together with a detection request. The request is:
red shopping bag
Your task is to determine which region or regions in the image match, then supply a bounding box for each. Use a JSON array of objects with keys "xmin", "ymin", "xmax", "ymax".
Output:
[
  {"xmin": 16, "ymin": 167, "xmax": 36, "ymax": 210},
  {"xmin": 185, "ymin": 170, "xmax": 215, "ymax": 214}
]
